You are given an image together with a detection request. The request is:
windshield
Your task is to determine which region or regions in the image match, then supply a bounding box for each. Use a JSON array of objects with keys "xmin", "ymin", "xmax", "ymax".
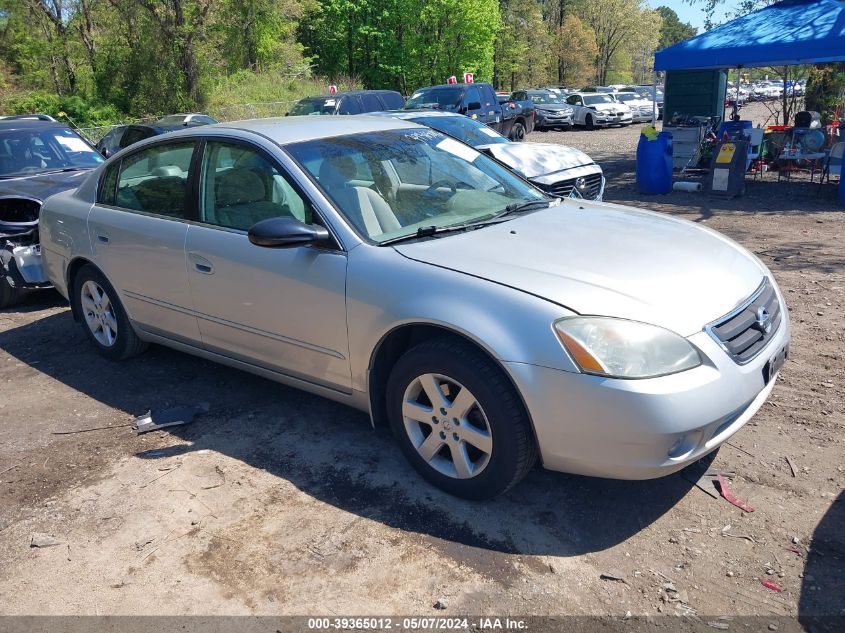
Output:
[
  {"xmin": 529, "ymin": 93, "xmax": 565, "ymax": 105},
  {"xmin": 616, "ymin": 93, "xmax": 640, "ymax": 102},
  {"xmin": 289, "ymin": 98, "xmax": 337, "ymax": 116},
  {"xmin": 409, "ymin": 116, "xmax": 508, "ymax": 148},
  {"xmin": 584, "ymin": 94, "xmax": 615, "ymax": 105},
  {"xmin": 287, "ymin": 129, "xmax": 546, "ymax": 244},
  {"xmin": 0, "ymin": 127, "xmax": 103, "ymax": 177},
  {"xmin": 405, "ymin": 88, "xmax": 463, "ymax": 110},
  {"xmin": 155, "ymin": 115, "xmax": 188, "ymax": 125}
]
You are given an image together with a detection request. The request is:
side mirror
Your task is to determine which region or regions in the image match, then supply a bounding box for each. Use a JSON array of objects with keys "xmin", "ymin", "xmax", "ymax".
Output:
[
  {"xmin": 101, "ymin": 148, "xmax": 112, "ymax": 158},
  {"xmin": 248, "ymin": 217, "xmax": 330, "ymax": 248},
  {"xmin": 467, "ymin": 101, "xmax": 482, "ymax": 111}
]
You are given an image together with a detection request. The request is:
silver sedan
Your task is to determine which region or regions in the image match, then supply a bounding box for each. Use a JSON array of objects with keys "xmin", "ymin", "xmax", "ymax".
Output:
[{"xmin": 39, "ymin": 117, "xmax": 790, "ymax": 499}]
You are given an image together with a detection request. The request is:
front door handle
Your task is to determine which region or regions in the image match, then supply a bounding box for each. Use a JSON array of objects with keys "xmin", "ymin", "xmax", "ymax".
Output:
[
  {"xmin": 97, "ymin": 234, "xmax": 109, "ymax": 243},
  {"xmin": 188, "ymin": 252, "xmax": 214, "ymax": 275}
]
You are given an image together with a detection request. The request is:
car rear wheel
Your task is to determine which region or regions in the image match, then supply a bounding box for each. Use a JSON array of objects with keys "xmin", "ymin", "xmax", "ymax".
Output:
[
  {"xmin": 0, "ymin": 275, "xmax": 25, "ymax": 309},
  {"xmin": 509, "ymin": 122, "xmax": 526, "ymax": 142},
  {"xmin": 386, "ymin": 337, "xmax": 537, "ymax": 499},
  {"xmin": 73, "ymin": 264, "xmax": 148, "ymax": 360}
]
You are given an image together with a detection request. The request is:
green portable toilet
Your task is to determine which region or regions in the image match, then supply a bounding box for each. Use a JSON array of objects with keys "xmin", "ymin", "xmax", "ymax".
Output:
[{"xmin": 663, "ymin": 70, "xmax": 728, "ymax": 120}]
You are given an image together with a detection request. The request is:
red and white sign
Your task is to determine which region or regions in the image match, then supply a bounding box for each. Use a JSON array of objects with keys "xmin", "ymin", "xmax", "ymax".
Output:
[
  {"xmin": 446, "ymin": 75, "xmax": 458, "ymax": 85},
  {"xmin": 328, "ymin": 84, "xmax": 338, "ymax": 95},
  {"xmin": 463, "ymin": 72, "xmax": 474, "ymax": 84}
]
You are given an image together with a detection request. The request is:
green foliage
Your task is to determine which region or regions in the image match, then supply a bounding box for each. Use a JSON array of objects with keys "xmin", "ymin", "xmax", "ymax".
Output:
[
  {"xmin": 4, "ymin": 92, "xmax": 122, "ymax": 127},
  {"xmin": 805, "ymin": 63, "xmax": 845, "ymax": 124},
  {"xmin": 655, "ymin": 6, "xmax": 697, "ymax": 49}
]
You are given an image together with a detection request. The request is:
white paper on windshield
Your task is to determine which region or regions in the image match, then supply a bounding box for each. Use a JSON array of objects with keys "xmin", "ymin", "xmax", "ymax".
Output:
[
  {"xmin": 480, "ymin": 127, "xmax": 499, "ymax": 137},
  {"xmin": 54, "ymin": 135, "xmax": 90, "ymax": 152},
  {"xmin": 436, "ymin": 137, "xmax": 481, "ymax": 163}
]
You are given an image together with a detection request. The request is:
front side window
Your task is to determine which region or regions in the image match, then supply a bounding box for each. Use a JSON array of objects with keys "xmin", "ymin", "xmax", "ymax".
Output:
[
  {"xmin": 115, "ymin": 142, "xmax": 195, "ymax": 218},
  {"xmin": 338, "ymin": 97, "xmax": 362, "ymax": 115},
  {"xmin": 287, "ymin": 129, "xmax": 546, "ymax": 244},
  {"xmin": 199, "ymin": 141, "xmax": 311, "ymax": 231},
  {"xmin": 465, "ymin": 87, "xmax": 482, "ymax": 108},
  {"xmin": 0, "ymin": 127, "xmax": 103, "ymax": 177}
]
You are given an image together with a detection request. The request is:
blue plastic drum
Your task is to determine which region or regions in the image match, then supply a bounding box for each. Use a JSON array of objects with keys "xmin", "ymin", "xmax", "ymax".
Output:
[{"xmin": 636, "ymin": 131, "xmax": 673, "ymax": 194}]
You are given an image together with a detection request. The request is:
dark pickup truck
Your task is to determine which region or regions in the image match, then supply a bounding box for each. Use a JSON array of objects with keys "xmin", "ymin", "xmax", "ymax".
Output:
[{"xmin": 405, "ymin": 83, "xmax": 532, "ymax": 141}]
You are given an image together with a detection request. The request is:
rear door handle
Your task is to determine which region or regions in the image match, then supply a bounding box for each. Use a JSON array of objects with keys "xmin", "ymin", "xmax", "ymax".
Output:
[
  {"xmin": 188, "ymin": 252, "xmax": 214, "ymax": 275},
  {"xmin": 97, "ymin": 234, "xmax": 109, "ymax": 243}
]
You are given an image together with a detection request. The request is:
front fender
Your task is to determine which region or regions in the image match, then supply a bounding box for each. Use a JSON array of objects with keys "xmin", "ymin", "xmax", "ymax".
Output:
[{"xmin": 345, "ymin": 246, "xmax": 579, "ymax": 393}]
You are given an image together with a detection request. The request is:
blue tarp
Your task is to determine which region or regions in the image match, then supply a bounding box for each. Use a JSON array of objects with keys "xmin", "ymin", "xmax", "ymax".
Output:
[{"xmin": 654, "ymin": 0, "xmax": 845, "ymax": 71}]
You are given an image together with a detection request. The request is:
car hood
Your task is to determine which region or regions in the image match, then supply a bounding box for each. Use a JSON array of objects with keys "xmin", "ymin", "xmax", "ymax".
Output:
[
  {"xmin": 0, "ymin": 170, "xmax": 91, "ymax": 203},
  {"xmin": 481, "ymin": 143, "xmax": 596, "ymax": 179},
  {"xmin": 591, "ymin": 103, "xmax": 629, "ymax": 113},
  {"xmin": 393, "ymin": 201, "xmax": 766, "ymax": 336}
]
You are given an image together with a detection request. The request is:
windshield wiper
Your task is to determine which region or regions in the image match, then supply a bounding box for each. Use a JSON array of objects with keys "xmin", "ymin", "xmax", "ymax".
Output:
[
  {"xmin": 380, "ymin": 223, "xmax": 473, "ymax": 246},
  {"xmin": 472, "ymin": 198, "xmax": 557, "ymax": 225}
]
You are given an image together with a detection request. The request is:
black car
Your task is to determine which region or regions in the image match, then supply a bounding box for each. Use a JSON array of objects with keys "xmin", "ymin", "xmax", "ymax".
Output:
[
  {"xmin": 288, "ymin": 90, "xmax": 405, "ymax": 116},
  {"xmin": 95, "ymin": 115, "xmax": 215, "ymax": 158},
  {"xmin": 0, "ymin": 118, "xmax": 104, "ymax": 307},
  {"xmin": 405, "ymin": 83, "xmax": 531, "ymax": 140}
]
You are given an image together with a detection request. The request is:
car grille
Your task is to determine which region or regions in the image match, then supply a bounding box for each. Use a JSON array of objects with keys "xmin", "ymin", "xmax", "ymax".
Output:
[
  {"xmin": 706, "ymin": 278, "xmax": 782, "ymax": 364},
  {"xmin": 540, "ymin": 172, "xmax": 603, "ymax": 200}
]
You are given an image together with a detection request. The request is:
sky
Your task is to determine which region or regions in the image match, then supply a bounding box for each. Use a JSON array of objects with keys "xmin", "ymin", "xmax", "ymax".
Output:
[{"xmin": 647, "ymin": 0, "xmax": 747, "ymax": 31}]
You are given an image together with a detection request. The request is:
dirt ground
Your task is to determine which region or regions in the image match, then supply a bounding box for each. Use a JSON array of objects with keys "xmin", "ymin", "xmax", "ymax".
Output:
[{"xmin": 1, "ymin": 106, "xmax": 843, "ymax": 625}]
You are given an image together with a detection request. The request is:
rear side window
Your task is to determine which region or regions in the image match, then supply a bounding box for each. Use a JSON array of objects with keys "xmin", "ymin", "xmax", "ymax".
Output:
[
  {"xmin": 115, "ymin": 142, "xmax": 195, "ymax": 219},
  {"xmin": 465, "ymin": 87, "xmax": 481, "ymax": 109},
  {"xmin": 99, "ymin": 162, "xmax": 120, "ymax": 206},
  {"xmin": 379, "ymin": 92, "xmax": 405, "ymax": 110},
  {"xmin": 359, "ymin": 93, "xmax": 383, "ymax": 112},
  {"xmin": 338, "ymin": 97, "xmax": 362, "ymax": 115}
]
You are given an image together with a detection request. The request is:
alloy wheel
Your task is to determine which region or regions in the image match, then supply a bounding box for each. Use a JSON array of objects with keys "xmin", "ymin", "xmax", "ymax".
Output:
[
  {"xmin": 401, "ymin": 373, "xmax": 492, "ymax": 479},
  {"xmin": 80, "ymin": 280, "xmax": 118, "ymax": 347}
]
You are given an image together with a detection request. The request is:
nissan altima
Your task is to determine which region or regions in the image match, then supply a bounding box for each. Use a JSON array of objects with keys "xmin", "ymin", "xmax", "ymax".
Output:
[{"xmin": 39, "ymin": 117, "xmax": 790, "ymax": 499}]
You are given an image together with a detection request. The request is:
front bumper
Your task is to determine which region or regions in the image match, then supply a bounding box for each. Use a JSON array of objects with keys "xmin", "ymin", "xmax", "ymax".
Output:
[
  {"xmin": 594, "ymin": 113, "xmax": 633, "ymax": 126},
  {"xmin": 537, "ymin": 112, "xmax": 573, "ymax": 128},
  {"xmin": 505, "ymin": 313, "xmax": 790, "ymax": 480},
  {"xmin": 1, "ymin": 241, "xmax": 51, "ymax": 291}
]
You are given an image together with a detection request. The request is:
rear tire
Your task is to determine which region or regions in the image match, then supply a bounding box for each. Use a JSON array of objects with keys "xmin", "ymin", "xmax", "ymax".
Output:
[
  {"xmin": 509, "ymin": 121, "xmax": 526, "ymax": 142},
  {"xmin": 73, "ymin": 264, "xmax": 148, "ymax": 360},
  {"xmin": 386, "ymin": 337, "xmax": 537, "ymax": 500},
  {"xmin": 0, "ymin": 275, "xmax": 25, "ymax": 309}
]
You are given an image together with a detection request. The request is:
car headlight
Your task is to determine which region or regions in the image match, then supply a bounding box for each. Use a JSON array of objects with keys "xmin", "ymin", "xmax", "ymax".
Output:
[{"xmin": 553, "ymin": 317, "xmax": 701, "ymax": 379}]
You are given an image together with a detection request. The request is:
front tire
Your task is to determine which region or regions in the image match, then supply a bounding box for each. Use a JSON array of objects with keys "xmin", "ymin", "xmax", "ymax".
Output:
[
  {"xmin": 386, "ymin": 337, "xmax": 537, "ymax": 500},
  {"xmin": 0, "ymin": 275, "xmax": 25, "ymax": 309},
  {"xmin": 585, "ymin": 114, "xmax": 595, "ymax": 130},
  {"xmin": 73, "ymin": 264, "xmax": 147, "ymax": 360}
]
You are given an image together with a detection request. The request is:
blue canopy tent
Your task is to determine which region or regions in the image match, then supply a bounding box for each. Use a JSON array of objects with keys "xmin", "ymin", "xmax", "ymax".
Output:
[{"xmin": 654, "ymin": 0, "xmax": 845, "ymax": 71}]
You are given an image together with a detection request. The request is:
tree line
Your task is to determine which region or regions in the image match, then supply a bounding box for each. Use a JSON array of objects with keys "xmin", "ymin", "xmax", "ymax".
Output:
[{"xmin": 0, "ymin": 0, "xmax": 697, "ymax": 124}]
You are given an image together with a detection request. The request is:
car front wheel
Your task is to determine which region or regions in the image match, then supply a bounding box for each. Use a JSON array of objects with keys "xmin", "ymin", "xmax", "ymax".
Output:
[
  {"xmin": 386, "ymin": 337, "xmax": 537, "ymax": 499},
  {"xmin": 73, "ymin": 264, "xmax": 148, "ymax": 360}
]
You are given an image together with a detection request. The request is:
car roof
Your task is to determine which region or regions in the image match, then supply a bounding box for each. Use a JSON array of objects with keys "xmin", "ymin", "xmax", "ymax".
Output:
[
  {"xmin": 0, "ymin": 119, "xmax": 75, "ymax": 132},
  {"xmin": 571, "ymin": 92, "xmax": 605, "ymax": 97},
  {"xmin": 372, "ymin": 110, "xmax": 463, "ymax": 120},
  {"xmin": 190, "ymin": 115, "xmax": 423, "ymax": 145}
]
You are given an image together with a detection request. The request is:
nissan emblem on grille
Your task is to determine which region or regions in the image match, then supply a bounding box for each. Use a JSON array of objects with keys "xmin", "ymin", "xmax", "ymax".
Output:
[{"xmin": 754, "ymin": 306, "xmax": 772, "ymax": 333}]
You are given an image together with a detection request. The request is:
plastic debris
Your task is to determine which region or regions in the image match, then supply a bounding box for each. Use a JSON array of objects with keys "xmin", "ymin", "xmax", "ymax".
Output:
[
  {"xmin": 760, "ymin": 579, "xmax": 783, "ymax": 593},
  {"xmin": 784, "ymin": 546, "xmax": 803, "ymax": 557},
  {"xmin": 133, "ymin": 403, "xmax": 209, "ymax": 435},
  {"xmin": 715, "ymin": 474, "xmax": 755, "ymax": 512},
  {"xmin": 599, "ymin": 569, "xmax": 626, "ymax": 583},
  {"xmin": 30, "ymin": 533, "xmax": 61, "ymax": 548}
]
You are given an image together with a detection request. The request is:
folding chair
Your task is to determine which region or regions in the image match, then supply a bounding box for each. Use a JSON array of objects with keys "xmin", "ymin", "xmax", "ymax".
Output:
[{"xmin": 818, "ymin": 142, "xmax": 844, "ymax": 194}]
